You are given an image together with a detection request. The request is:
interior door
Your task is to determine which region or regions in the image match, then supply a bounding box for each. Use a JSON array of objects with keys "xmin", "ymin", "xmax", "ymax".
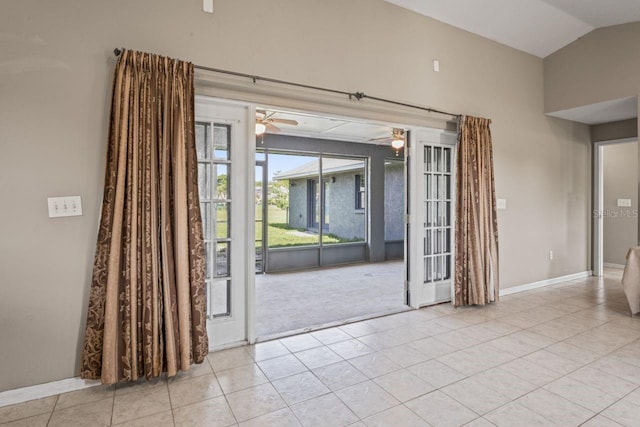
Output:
[
  {"xmin": 195, "ymin": 97, "xmax": 250, "ymax": 349},
  {"xmin": 408, "ymin": 128, "xmax": 457, "ymax": 308}
]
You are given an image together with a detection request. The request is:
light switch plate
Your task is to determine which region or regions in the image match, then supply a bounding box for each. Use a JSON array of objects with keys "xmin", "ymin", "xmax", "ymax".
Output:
[
  {"xmin": 203, "ymin": 0, "xmax": 213, "ymax": 13},
  {"xmin": 617, "ymin": 199, "xmax": 632, "ymax": 207},
  {"xmin": 48, "ymin": 196, "xmax": 82, "ymax": 218},
  {"xmin": 496, "ymin": 198, "xmax": 507, "ymax": 210}
]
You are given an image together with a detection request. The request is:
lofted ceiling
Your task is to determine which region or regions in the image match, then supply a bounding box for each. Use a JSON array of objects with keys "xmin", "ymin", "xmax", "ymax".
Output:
[
  {"xmin": 384, "ymin": 0, "xmax": 640, "ymax": 58},
  {"xmin": 546, "ymin": 96, "xmax": 638, "ymax": 125}
]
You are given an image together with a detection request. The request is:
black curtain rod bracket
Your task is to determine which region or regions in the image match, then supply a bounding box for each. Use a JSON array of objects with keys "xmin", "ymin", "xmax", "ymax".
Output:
[{"xmin": 113, "ymin": 48, "xmax": 459, "ymax": 119}]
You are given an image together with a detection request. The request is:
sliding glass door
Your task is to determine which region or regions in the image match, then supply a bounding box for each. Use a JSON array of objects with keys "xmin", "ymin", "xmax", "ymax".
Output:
[{"xmin": 261, "ymin": 150, "xmax": 368, "ymax": 272}]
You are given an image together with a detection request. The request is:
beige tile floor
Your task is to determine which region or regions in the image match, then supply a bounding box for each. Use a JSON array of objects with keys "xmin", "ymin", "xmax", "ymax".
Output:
[{"xmin": 2, "ymin": 269, "xmax": 640, "ymax": 426}]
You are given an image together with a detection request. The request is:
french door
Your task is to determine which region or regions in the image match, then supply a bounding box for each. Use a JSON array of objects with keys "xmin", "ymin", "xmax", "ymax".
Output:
[
  {"xmin": 195, "ymin": 97, "xmax": 252, "ymax": 349},
  {"xmin": 408, "ymin": 128, "xmax": 457, "ymax": 307}
]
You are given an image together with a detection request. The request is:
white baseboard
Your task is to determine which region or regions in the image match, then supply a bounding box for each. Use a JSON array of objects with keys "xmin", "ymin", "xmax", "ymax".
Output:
[
  {"xmin": 603, "ymin": 263, "xmax": 625, "ymax": 270},
  {"xmin": 499, "ymin": 270, "xmax": 592, "ymax": 297},
  {"xmin": 0, "ymin": 377, "xmax": 101, "ymax": 408}
]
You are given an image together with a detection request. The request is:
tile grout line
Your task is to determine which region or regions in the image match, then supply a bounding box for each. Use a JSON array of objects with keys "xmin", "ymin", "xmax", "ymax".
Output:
[{"xmin": 45, "ymin": 394, "xmax": 59, "ymax": 427}]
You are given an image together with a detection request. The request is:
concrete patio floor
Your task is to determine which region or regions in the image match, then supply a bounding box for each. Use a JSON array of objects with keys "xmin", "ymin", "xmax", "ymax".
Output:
[{"xmin": 256, "ymin": 260, "xmax": 407, "ymax": 338}]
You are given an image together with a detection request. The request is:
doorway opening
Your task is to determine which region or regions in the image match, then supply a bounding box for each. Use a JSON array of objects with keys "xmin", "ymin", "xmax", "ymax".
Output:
[
  {"xmin": 253, "ymin": 108, "xmax": 409, "ymax": 338},
  {"xmin": 594, "ymin": 138, "xmax": 638, "ymax": 276}
]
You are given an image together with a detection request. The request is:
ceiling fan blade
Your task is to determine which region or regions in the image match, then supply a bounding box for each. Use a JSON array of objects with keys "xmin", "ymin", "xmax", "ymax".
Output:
[
  {"xmin": 270, "ymin": 118, "xmax": 299, "ymax": 126},
  {"xmin": 368, "ymin": 136, "xmax": 391, "ymax": 142},
  {"xmin": 265, "ymin": 123, "xmax": 281, "ymax": 133}
]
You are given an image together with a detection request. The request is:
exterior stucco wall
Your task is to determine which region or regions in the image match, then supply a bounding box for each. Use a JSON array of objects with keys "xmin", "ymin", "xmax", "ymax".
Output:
[
  {"xmin": 284, "ymin": 164, "xmax": 404, "ymax": 241},
  {"xmin": 384, "ymin": 163, "xmax": 405, "ymax": 241},
  {"xmin": 288, "ymin": 179, "xmax": 308, "ymax": 230},
  {"xmin": 326, "ymin": 172, "xmax": 366, "ymax": 240}
]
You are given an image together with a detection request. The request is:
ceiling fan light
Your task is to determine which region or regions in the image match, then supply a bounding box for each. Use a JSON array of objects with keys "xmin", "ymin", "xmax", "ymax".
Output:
[
  {"xmin": 391, "ymin": 138, "xmax": 404, "ymax": 150},
  {"xmin": 255, "ymin": 122, "xmax": 266, "ymax": 135}
]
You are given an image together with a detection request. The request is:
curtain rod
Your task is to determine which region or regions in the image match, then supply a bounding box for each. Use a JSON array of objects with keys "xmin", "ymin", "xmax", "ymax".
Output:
[{"xmin": 113, "ymin": 48, "xmax": 460, "ymax": 119}]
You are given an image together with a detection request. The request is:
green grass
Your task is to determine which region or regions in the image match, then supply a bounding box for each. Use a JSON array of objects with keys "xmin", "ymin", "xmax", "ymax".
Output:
[
  {"xmin": 261, "ymin": 206, "xmax": 363, "ymax": 248},
  {"xmin": 212, "ymin": 204, "xmax": 362, "ymax": 248}
]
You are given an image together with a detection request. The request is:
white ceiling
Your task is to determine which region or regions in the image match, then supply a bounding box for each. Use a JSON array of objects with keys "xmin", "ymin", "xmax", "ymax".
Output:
[
  {"xmin": 260, "ymin": 109, "xmax": 396, "ymax": 143},
  {"xmin": 546, "ymin": 96, "xmax": 638, "ymax": 125},
  {"xmin": 385, "ymin": 0, "xmax": 640, "ymax": 57}
]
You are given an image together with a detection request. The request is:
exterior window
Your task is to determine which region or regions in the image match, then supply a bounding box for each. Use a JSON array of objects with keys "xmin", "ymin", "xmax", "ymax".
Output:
[
  {"xmin": 196, "ymin": 121, "xmax": 231, "ymax": 318},
  {"xmin": 355, "ymin": 174, "xmax": 366, "ymax": 210}
]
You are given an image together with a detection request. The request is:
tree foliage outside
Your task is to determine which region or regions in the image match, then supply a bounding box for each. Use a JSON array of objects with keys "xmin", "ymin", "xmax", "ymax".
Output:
[
  {"xmin": 268, "ymin": 178, "xmax": 289, "ymax": 210},
  {"xmin": 216, "ymin": 174, "xmax": 228, "ymax": 199}
]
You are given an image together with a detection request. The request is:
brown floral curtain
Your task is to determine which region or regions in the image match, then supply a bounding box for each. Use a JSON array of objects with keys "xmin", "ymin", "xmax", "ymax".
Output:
[
  {"xmin": 454, "ymin": 116, "xmax": 499, "ymax": 307},
  {"xmin": 81, "ymin": 50, "xmax": 208, "ymax": 384}
]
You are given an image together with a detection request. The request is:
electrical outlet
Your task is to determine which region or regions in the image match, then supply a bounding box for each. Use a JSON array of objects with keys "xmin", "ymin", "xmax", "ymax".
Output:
[
  {"xmin": 433, "ymin": 59, "xmax": 440, "ymax": 72},
  {"xmin": 48, "ymin": 196, "xmax": 82, "ymax": 218},
  {"xmin": 549, "ymin": 250, "xmax": 553, "ymax": 260}
]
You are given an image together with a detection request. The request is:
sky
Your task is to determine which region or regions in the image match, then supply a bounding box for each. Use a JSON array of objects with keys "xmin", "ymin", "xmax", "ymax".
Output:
[{"xmin": 262, "ymin": 152, "xmax": 318, "ymax": 182}]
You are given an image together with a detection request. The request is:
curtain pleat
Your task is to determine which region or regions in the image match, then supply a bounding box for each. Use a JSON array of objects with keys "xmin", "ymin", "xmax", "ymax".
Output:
[
  {"xmin": 454, "ymin": 116, "xmax": 499, "ymax": 307},
  {"xmin": 81, "ymin": 50, "xmax": 208, "ymax": 384}
]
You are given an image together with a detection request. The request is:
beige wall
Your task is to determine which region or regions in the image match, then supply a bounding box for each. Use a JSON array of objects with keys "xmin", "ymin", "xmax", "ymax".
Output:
[
  {"xmin": 592, "ymin": 119, "xmax": 638, "ymax": 143},
  {"xmin": 0, "ymin": 0, "xmax": 591, "ymax": 391},
  {"xmin": 544, "ymin": 22, "xmax": 640, "ymax": 113},
  {"xmin": 603, "ymin": 142, "xmax": 638, "ymax": 265}
]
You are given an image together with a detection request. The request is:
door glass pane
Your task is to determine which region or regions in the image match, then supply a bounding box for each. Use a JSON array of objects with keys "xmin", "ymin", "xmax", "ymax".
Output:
[
  {"xmin": 424, "ymin": 146, "xmax": 432, "ymax": 172},
  {"xmin": 434, "ymin": 147, "xmax": 442, "ymax": 172},
  {"xmin": 214, "ymin": 165, "xmax": 229, "ymax": 200},
  {"xmin": 213, "ymin": 125, "xmax": 230, "ymax": 160},
  {"xmin": 424, "ymin": 229, "xmax": 432, "ymax": 255},
  {"xmin": 424, "ymin": 257, "xmax": 432, "ymax": 283},
  {"xmin": 255, "ymin": 245, "xmax": 263, "ymax": 273},
  {"xmin": 205, "ymin": 241, "xmax": 212, "ymax": 279},
  {"xmin": 267, "ymin": 152, "xmax": 319, "ymax": 248},
  {"xmin": 438, "ymin": 202, "xmax": 447, "ymax": 227},
  {"xmin": 198, "ymin": 164, "xmax": 210, "ymax": 199},
  {"xmin": 215, "ymin": 203, "xmax": 229, "ymax": 239},
  {"xmin": 444, "ymin": 148, "xmax": 451, "ymax": 173},
  {"xmin": 196, "ymin": 122, "xmax": 209, "ymax": 160},
  {"xmin": 215, "ymin": 242, "xmax": 230, "ymax": 277},
  {"xmin": 209, "ymin": 280, "xmax": 230, "ymax": 317},
  {"xmin": 201, "ymin": 203, "xmax": 210, "ymax": 237}
]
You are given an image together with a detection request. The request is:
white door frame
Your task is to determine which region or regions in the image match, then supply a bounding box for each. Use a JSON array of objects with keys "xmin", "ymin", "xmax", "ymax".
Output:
[
  {"xmin": 592, "ymin": 137, "xmax": 637, "ymax": 277},
  {"xmin": 195, "ymin": 84, "xmax": 457, "ymax": 344},
  {"xmin": 195, "ymin": 96, "xmax": 255, "ymax": 350}
]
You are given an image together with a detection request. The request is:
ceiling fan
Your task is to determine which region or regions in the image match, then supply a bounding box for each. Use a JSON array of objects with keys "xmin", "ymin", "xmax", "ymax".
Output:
[
  {"xmin": 368, "ymin": 128, "xmax": 405, "ymax": 147},
  {"xmin": 255, "ymin": 110, "xmax": 299, "ymax": 135},
  {"xmin": 368, "ymin": 128, "xmax": 406, "ymax": 155}
]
